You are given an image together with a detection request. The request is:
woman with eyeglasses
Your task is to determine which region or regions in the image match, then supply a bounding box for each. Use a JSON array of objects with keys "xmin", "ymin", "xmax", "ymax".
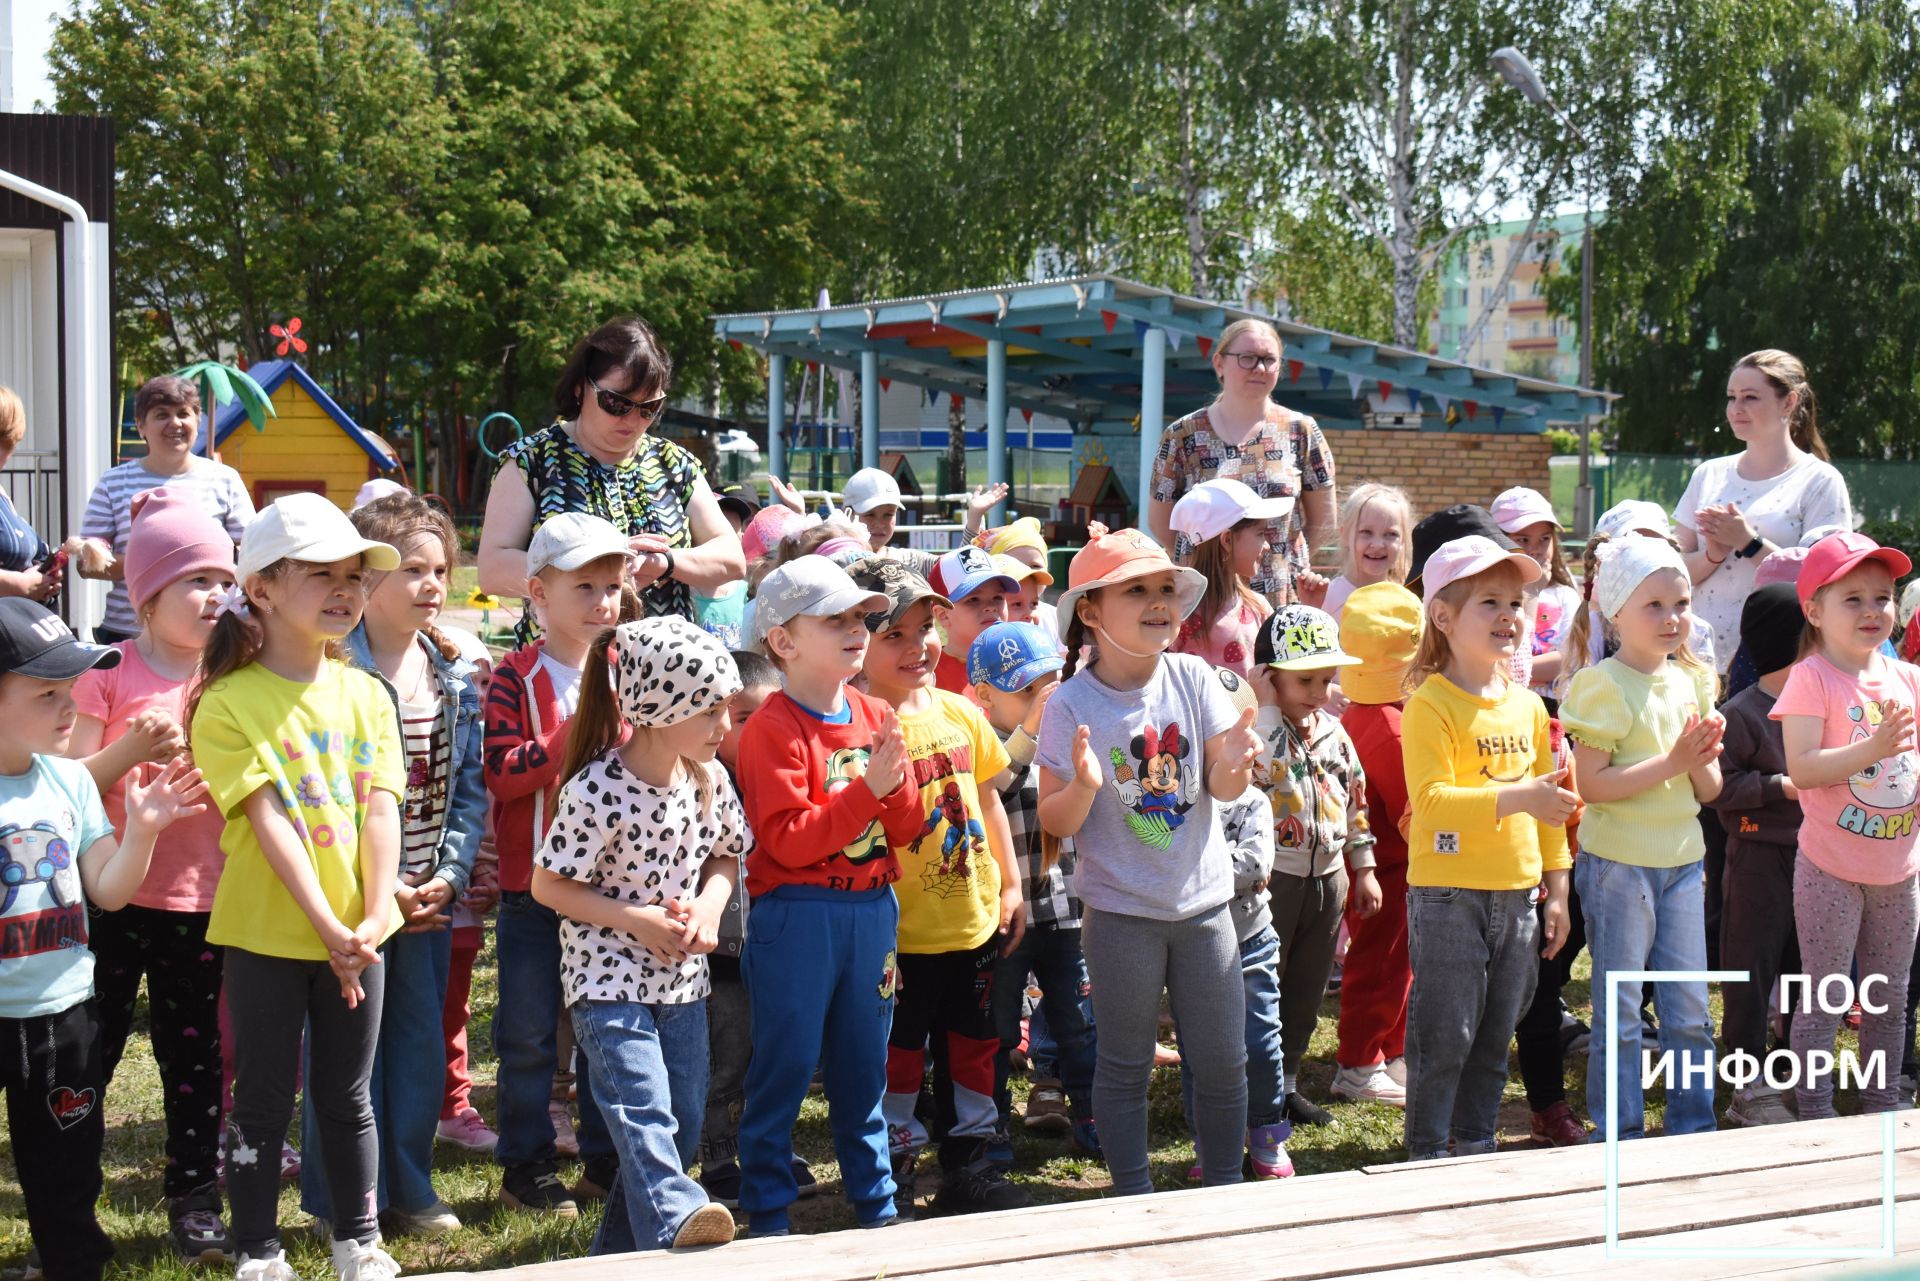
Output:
[
  {"xmin": 477, "ymin": 316, "xmax": 746, "ymax": 643},
  {"xmin": 1148, "ymin": 318, "xmax": 1336, "ymax": 608}
]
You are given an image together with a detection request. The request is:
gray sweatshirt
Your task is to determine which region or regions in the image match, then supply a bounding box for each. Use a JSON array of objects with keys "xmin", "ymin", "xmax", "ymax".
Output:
[
  {"xmin": 1221, "ymin": 791, "xmax": 1276, "ymax": 942},
  {"xmin": 1711, "ymin": 684, "xmax": 1803, "ymax": 850}
]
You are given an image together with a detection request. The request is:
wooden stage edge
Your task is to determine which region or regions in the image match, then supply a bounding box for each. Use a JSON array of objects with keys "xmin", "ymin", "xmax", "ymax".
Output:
[{"xmin": 424, "ymin": 1113, "xmax": 1920, "ymax": 1281}]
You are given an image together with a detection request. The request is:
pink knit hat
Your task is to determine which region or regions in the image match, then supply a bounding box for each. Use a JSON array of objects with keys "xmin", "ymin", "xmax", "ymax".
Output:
[{"xmin": 125, "ymin": 488, "xmax": 237, "ymax": 611}]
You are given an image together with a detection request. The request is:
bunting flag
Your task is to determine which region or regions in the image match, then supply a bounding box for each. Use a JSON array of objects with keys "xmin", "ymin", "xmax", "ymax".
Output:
[
  {"xmin": 1133, "ymin": 319, "xmax": 1150, "ymax": 343},
  {"xmin": 726, "ymin": 339, "xmax": 742, "ymax": 352},
  {"xmin": 1101, "ymin": 310, "xmax": 1118, "ymax": 334},
  {"xmin": 1318, "ymin": 366, "xmax": 1334, "ymax": 391},
  {"xmin": 1288, "ymin": 359, "xmax": 1304, "ymax": 384},
  {"xmin": 1378, "ymin": 380, "xmax": 1394, "ymax": 401},
  {"xmin": 950, "ymin": 393, "xmax": 965, "ymax": 411},
  {"xmin": 1021, "ymin": 408, "xmax": 1034, "ymax": 424},
  {"xmin": 1464, "ymin": 400, "xmax": 1480, "ymax": 421},
  {"xmin": 880, "ymin": 377, "xmax": 892, "ymax": 393},
  {"xmin": 1407, "ymin": 388, "xmax": 1421, "ymax": 416},
  {"xmin": 807, "ymin": 361, "xmax": 819, "ymax": 374},
  {"xmin": 1165, "ymin": 328, "xmax": 1183, "ymax": 352},
  {"xmin": 1197, "ymin": 336, "xmax": 1213, "ymax": 358},
  {"xmin": 1491, "ymin": 404, "xmax": 1507, "ymax": 428},
  {"xmin": 926, "ymin": 386, "xmax": 938, "ymax": 407},
  {"xmin": 1430, "ymin": 391, "xmax": 1450, "ymax": 417},
  {"xmin": 1347, "ymin": 372, "xmax": 1364, "ymax": 400}
]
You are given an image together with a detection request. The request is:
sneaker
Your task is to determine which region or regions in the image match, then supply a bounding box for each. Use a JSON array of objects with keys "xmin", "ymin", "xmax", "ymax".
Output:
[
  {"xmin": 575, "ymin": 1154, "xmax": 618, "ymax": 1202},
  {"xmin": 1845, "ymin": 1001, "xmax": 1863, "ymax": 1030},
  {"xmin": 169, "ymin": 1186, "xmax": 234, "ymax": 1263},
  {"xmin": 1246, "ymin": 1123, "xmax": 1295, "ymax": 1179},
  {"xmin": 934, "ymin": 1146, "xmax": 1033, "ymax": 1214},
  {"xmin": 500, "ymin": 1165, "xmax": 580, "ymax": 1218},
  {"xmin": 331, "ymin": 1239, "xmax": 401, "ymax": 1281},
  {"xmin": 890, "ymin": 1150, "xmax": 919, "ymax": 1219},
  {"xmin": 1331, "ymin": 1063, "xmax": 1406, "ymax": 1106},
  {"xmin": 791, "ymin": 1155, "xmax": 821, "ymax": 1199},
  {"xmin": 1529, "ymin": 1100, "xmax": 1590, "ymax": 1147},
  {"xmin": 1726, "ymin": 1087, "xmax": 1798, "ymax": 1127},
  {"xmin": 700, "ymin": 1160, "xmax": 741, "ymax": 1209},
  {"xmin": 1900, "ymin": 1074, "xmax": 1918, "ymax": 1108},
  {"xmin": 1383, "ymin": 1056, "xmax": 1407, "ymax": 1088},
  {"xmin": 548, "ymin": 1100, "xmax": 579, "ymax": 1158},
  {"xmin": 1023, "ymin": 1080, "xmax": 1072, "ymax": 1134},
  {"xmin": 435, "ymin": 1108, "xmax": 497, "ymax": 1154},
  {"xmin": 236, "ymin": 1250, "xmax": 300, "ymax": 1281},
  {"xmin": 984, "ymin": 1126, "xmax": 1015, "ymax": 1170},
  {"xmin": 1284, "ymin": 1091, "xmax": 1335, "ymax": 1128},
  {"xmin": 669, "ymin": 1202, "xmax": 736, "ymax": 1249},
  {"xmin": 1185, "ymin": 1162, "xmax": 1203, "ymax": 1183},
  {"xmin": 1325, "ymin": 964, "xmax": 1343, "ymax": 996},
  {"xmin": 281, "ymin": 1141, "xmax": 302, "ymax": 1182},
  {"xmin": 1070, "ymin": 1117, "xmax": 1101, "ymax": 1156},
  {"xmin": 381, "ymin": 1201, "xmax": 460, "ymax": 1237}
]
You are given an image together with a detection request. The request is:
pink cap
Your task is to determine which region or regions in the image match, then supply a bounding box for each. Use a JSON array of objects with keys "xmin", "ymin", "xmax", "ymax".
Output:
[
  {"xmin": 1489, "ymin": 486, "xmax": 1561, "ymax": 534},
  {"xmin": 741, "ymin": 505, "xmax": 814, "ymax": 563},
  {"xmin": 1798, "ymin": 531, "xmax": 1911, "ymax": 607},
  {"xmin": 1752, "ymin": 545, "xmax": 1808, "ymax": 590},
  {"xmin": 1420, "ymin": 534, "xmax": 1542, "ymax": 604},
  {"xmin": 125, "ymin": 488, "xmax": 237, "ymax": 612}
]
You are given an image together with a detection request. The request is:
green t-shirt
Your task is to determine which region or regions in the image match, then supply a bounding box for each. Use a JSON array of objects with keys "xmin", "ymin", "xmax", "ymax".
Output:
[
  {"xmin": 1561, "ymin": 657, "xmax": 1717, "ymax": 868},
  {"xmin": 192, "ymin": 662, "xmax": 407, "ymax": 960}
]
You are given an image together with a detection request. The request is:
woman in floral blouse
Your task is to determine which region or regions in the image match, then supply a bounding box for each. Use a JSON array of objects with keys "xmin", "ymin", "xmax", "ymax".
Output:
[{"xmin": 1149, "ymin": 318, "xmax": 1337, "ymax": 607}]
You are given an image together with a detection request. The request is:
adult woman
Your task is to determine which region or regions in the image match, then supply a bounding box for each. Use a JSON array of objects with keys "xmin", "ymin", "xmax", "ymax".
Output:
[
  {"xmin": 1148, "ymin": 318, "xmax": 1336, "ymax": 607},
  {"xmin": 477, "ymin": 316, "xmax": 744, "ymax": 640},
  {"xmin": 0, "ymin": 386, "xmax": 61, "ymax": 603},
  {"xmin": 78, "ymin": 375, "xmax": 253, "ymax": 643},
  {"xmin": 1674, "ymin": 349, "xmax": 1851, "ymax": 676}
]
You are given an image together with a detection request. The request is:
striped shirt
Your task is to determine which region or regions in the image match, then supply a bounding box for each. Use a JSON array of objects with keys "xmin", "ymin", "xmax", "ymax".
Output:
[
  {"xmin": 81, "ymin": 460, "xmax": 252, "ymax": 634},
  {"xmin": 399, "ymin": 691, "xmax": 452, "ymax": 880}
]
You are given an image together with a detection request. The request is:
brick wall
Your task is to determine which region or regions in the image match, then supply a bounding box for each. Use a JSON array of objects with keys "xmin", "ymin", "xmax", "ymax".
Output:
[{"xmin": 1328, "ymin": 428, "xmax": 1553, "ymax": 517}]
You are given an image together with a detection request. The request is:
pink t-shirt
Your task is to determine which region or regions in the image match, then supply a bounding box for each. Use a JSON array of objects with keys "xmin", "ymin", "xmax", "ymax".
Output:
[
  {"xmin": 73, "ymin": 641, "xmax": 228, "ymax": 912},
  {"xmin": 1174, "ymin": 596, "xmax": 1272, "ymax": 678},
  {"xmin": 1771, "ymin": 651, "xmax": 1920, "ymax": 885}
]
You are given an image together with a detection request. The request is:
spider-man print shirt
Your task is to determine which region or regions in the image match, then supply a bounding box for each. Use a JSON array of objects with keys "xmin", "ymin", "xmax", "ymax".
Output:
[{"xmin": 893, "ymin": 692, "xmax": 1011, "ymax": 954}]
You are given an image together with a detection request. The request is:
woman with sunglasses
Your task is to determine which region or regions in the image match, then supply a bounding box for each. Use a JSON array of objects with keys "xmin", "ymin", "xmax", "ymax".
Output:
[
  {"xmin": 478, "ymin": 316, "xmax": 746, "ymax": 643},
  {"xmin": 1147, "ymin": 318, "xmax": 1337, "ymax": 609}
]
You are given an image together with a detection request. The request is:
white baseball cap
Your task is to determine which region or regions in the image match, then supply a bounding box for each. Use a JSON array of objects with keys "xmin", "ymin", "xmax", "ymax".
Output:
[
  {"xmin": 1420, "ymin": 534, "xmax": 1542, "ymax": 604},
  {"xmin": 238, "ymin": 492, "xmax": 400, "ymax": 582},
  {"xmin": 1489, "ymin": 486, "xmax": 1561, "ymax": 534},
  {"xmin": 526, "ymin": 512, "xmax": 631, "ymax": 576},
  {"xmin": 1168, "ymin": 477, "xmax": 1294, "ymax": 544},
  {"xmin": 1595, "ymin": 500, "xmax": 1673, "ymax": 542},
  {"xmin": 842, "ymin": 468, "xmax": 904, "ymax": 515},
  {"xmin": 756, "ymin": 557, "xmax": 890, "ymax": 633},
  {"xmin": 353, "ymin": 478, "xmax": 409, "ymax": 510}
]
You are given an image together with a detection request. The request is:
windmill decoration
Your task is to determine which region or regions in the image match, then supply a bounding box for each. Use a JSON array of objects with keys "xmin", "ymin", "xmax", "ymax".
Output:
[{"xmin": 271, "ymin": 316, "xmax": 308, "ymax": 358}]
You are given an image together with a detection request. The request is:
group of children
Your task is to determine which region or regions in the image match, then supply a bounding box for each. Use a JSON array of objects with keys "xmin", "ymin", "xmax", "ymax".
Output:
[{"xmin": 9, "ymin": 445, "xmax": 1920, "ymax": 1281}]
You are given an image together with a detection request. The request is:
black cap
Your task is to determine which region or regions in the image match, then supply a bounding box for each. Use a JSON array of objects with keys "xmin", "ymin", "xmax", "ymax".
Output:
[
  {"xmin": 1408, "ymin": 505, "xmax": 1517, "ymax": 589},
  {"xmin": 0, "ymin": 599, "xmax": 121, "ymax": 680},
  {"xmin": 715, "ymin": 485, "xmax": 757, "ymax": 525},
  {"xmin": 1741, "ymin": 582, "xmax": 1804, "ymax": 677}
]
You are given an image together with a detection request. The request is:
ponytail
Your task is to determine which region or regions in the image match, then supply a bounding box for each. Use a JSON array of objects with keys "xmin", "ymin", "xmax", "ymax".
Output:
[
  {"xmin": 1561, "ymin": 533, "xmax": 1611, "ymax": 691},
  {"xmin": 187, "ymin": 560, "xmax": 297, "ymax": 729},
  {"xmin": 1733, "ymin": 348, "xmax": 1828, "ymax": 462},
  {"xmin": 558, "ymin": 628, "xmax": 626, "ymax": 785},
  {"xmin": 1041, "ymin": 609, "xmax": 1095, "ymax": 871}
]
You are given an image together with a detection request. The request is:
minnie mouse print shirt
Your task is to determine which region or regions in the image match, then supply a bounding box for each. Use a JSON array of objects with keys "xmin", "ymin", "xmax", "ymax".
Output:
[{"xmin": 1036, "ymin": 653, "xmax": 1236, "ymax": 920}]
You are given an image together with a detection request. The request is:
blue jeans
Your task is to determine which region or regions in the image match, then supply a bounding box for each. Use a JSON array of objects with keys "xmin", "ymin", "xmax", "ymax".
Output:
[
  {"xmin": 493, "ymin": 892, "xmax": 613, "ymax": 1170},
  {"xmin": 992, "ymin": 920, "xmax": 1097, "ymax": 1122},
  {"xmin": 1578, "ymin": 854, "xmax": 1716, "ymax": 1141},
  {"xmin": 1404, "ymin": 886, "xmax": 1539, "ymax": 1161},
  {"xmin": 300, "ymin": 926, "xmax": 450, "ymax": 1218},
  {"xmin": 571, "ymin": 998, "xmax": 711, "ymax": 1253},
  {"xmin": 1180, "ymin": 925, "xmax": 1289, "ymax": 1133}
]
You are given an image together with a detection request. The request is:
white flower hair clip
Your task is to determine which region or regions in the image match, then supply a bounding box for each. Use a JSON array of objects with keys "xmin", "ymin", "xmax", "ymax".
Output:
[{"xmin": 212, "ymin": 582, "xmax": 251, "ymax": 620}]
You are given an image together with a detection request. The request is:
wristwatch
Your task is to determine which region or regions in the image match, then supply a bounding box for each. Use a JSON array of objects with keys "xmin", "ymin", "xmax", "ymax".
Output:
[
  {"xmin": 1733, "ymin": 536, "xmax": 1765, "ymax": 560},
  {"xmin": 657, "ymin": 548, "xmax": 676, "ymax": 582}
]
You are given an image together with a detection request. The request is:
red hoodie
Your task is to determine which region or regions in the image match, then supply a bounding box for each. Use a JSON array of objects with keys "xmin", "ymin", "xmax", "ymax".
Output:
[
  {"xmin": 736, "ymin": 688, "xmax": 923, "ymax": 896},
  {"xmin": 1342, "ymin": 701, "xmax": 1409, "ymax": 868},
  {"xmin": 483, "ymin": 643, "xmax": 573, "ymax": 892}
]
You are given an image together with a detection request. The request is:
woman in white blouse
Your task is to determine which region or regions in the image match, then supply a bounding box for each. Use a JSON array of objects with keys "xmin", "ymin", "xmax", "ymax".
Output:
[{"xmin": 1673, "ymin": 348, "xmax": 1852, "ymax": 674}]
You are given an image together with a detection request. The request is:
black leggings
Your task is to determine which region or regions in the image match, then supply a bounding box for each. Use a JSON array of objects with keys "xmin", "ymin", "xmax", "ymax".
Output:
[
  {"xmin": 224, "ymin": 948, "xmax": 384, "ymax": 1254},
  {"xmin": 1516, "ymin": 877, "xmax": 1587, "ymax": 1111}
]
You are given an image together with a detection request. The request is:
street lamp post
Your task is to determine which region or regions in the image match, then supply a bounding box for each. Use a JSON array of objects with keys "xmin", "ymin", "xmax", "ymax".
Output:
[{"xmin": 1491, "ymin": 46, "xmax": 1596, "ymax": 537}]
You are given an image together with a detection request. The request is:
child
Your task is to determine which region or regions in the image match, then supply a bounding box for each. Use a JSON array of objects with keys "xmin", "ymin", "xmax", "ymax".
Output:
[
  {"xmin": 849, "ymin": 559, "xmax": 1026, "ymax": 1214},
  {"xmin": 929, "ymin": 546, "xmax": 1020, "ymax": 697},
  {"xmin": 1561, "ymin": 535, "xmax": 1724, "ymax": 1142},
  {"xmin": 1401, "ymin": 535, "xmax": 1575, "ymax": 1161},
  {"xmin": 1323, "ymin": 483, "xmax": 1413, "ymax": 619},
  {"xmin": 1776, "ymin": 531, "xmax": 1920, "ymax": 1119},
  {"xmin": 296, "ymin": 496, "xmax": 487, "ymax": 1235},
  {"xmin": 187, "ymin": 494, "xmax": 408, "ymax": 1281},
  {"xmin": 1034, "ymin": 529, "xmax": 1264, "ymax": 1194},
  {"xmin": 437, "ymin": 630, "xmax": 501, "ymax": 1155},
  {"xmin": 969, "ymin": 621, "xmax": 1098, "ymax": 1154},
  {"xmin": 1169, "ymin": 478, "xmax": 1288, "ymax": 676},
  {"xmin": 531, "ymin": 617, "xmax": 746, "ymax": 1252},
  {"xmin": 979, "ymin": 518, "xmax": 1062, "ymax": 649},
  {"xmin": 482, "ymin": 512, "xmax": 629, "ymax": 1217},
  {"xmin": 1491, "ymin": 486, "xmax": 1580, "ymax": 705},
  {"xmin": 1250, "ymin": 605, "xmax": 1381, "ymax": 1127},
  {"xmin": 1331, "ymin": 583, "xmax": 1423, "ymax": 1107},
  {"xmin": 70, "ymin": 489, "xmax": 237, "ymax": 1261},
  {"xmin": 996, "ymin": 555, "xmax": 1057, "ymax": 643},
  {"xmin": 732, "ymin": 557, "xmax": 923, "ymax": 1237},
  {"xmin": 1, "ymin": 601, "xmax": 207, "ymax": 1281},
  {"xmin": 1713, "ymin": 582, "xmax": 1806, "ymax": 1127}
]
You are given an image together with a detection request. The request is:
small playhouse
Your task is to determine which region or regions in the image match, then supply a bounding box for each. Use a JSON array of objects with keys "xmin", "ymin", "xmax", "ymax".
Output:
[{"xmin": 209, "ymin": 359, "xmax": 400, "ymax": 509}]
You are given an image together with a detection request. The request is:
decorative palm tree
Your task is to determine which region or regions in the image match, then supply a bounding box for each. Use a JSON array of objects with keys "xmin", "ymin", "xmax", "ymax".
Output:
[{"xmin": 172, "ymin": 360, "xmax": 277, "ymax": 435}]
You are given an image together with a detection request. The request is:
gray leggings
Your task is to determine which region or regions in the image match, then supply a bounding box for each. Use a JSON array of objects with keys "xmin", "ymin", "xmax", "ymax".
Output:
[
  {"xmin": 1082, "ymin": 903, "xmax": 1246, "ymax": 1193},
  {"xmin": 1790, "ymin": 857, "xmax": 1919, "ymax": 1118}
]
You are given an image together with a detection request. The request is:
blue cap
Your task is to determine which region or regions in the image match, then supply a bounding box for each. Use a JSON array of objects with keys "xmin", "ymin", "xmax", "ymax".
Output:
[
  {"xmin": 931, "ymin": 545, "xmax": 1021, "ymax": 604},
  {"xmin": 968, "ymin": 621, "xmax": 1063, "ymax": 692}
]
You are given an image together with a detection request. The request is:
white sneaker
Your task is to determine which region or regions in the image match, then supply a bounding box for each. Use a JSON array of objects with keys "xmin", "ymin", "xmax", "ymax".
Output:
[
  {"xmin": 332, "ymin": 1239, "xmax": 402, "ymax": 1281},
  {"xmin": 237, "ymin": 1251, "xmax": 302, "ymax": 1281},
  {"xmin": 382, "ymin": 1200, "xmax": 461, "ymax": 1237},
  {"xmin": 1384, "ymin": 1056, "xmax": 1407, "ymax": 1088},
  {"xmin": 1331, "ymin": 1063, "xmax": 1407, "ymax": 1105},
  {"xmin": 1725, "ymin": 1087, "xmax": 1797, "ymax": 1127}
]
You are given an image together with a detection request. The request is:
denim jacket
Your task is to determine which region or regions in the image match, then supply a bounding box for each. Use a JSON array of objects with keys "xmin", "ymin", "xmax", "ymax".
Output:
[{"xmin": 347, "ymin": 624, "xmax": 486, "ymax": 895}]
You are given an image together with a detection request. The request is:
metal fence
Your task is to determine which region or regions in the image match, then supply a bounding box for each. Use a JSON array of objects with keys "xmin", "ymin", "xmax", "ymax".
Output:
[
  {"xmin": 1550, "ymin": 453, "xmax": 1920, "ymax": 530},
  {"xmin": 0, "ymin": 450, "xmax": 64, "ymax": 548}
]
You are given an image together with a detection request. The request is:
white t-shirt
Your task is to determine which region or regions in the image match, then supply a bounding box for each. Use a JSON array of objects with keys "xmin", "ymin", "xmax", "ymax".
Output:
[
  {"xmin": 1674, "ymin": 453, "xmax": 1852, "ymax": 672},
  {"xmin": 1530, "ymin": 583, "xmax": 1583, "ymax": 698},
  {"xmin": 1322, "ymin": 574, "xmax": 1359, "ymax": 621},
  {"xmin": 538, "ymin": 652, "xmax": 584, "ymax": 718},
  {"xmin": 538, "ymin": 751, "xmax": 753, "ymax": 1007}
]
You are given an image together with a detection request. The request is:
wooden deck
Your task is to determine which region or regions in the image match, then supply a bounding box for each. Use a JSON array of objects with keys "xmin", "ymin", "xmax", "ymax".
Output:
[{"xmin": 437, "ymin": 1113, "xmax": 1920, "ymax": 1280}]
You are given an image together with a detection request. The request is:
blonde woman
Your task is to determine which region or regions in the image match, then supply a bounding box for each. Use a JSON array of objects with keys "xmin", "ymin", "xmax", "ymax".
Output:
[{"xmin": 0, "ymin": 384, "xmax": 64, "ymax": 601}]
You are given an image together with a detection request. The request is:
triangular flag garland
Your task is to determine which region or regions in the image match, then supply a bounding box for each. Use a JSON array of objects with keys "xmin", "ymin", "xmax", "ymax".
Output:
[
  {"xmin": 950, "ymin": 393, "xmax": 965, "ymax": 411},
  {"xmin": 925, "ymin": 386, "xmax": 938, "ymax": 407},
  {"xmin": 1133, "ymin": 319, "xmax": 1150, "ymax": 343},
  {"xmin": 1101, "ymin": 310, "xmax": 1118, "ymax": 334},
  {"xmin": 1288, "ymin": 359, "xmax": 1304, "ymax": 384},
  {"xmin": 1430, "ymin": 392, "xmax": 1450, "ymax": 417},
  {"xmin": 1197, "ymin": 336, "xmax": 1213, "ymax": 358},
  {"xmin": 1165, "ymin": 329, "xmax": 1183, "ymax": 352},
  {"xmin": 1407, "ymin": 388, "xmax": 1421, "ymax": 416},
  {"xmin": 807, "ymin": 361, "xmax": 819, "ymax": 374},
  {"xmin": 1378, "ymin": 380, "xmax": 1394, "ymax": 401},
  {"xmin": 1347, "ymin": 373, "xmax": 1364, "ymax": 400},
  {"xmin": 727, "ymin": 339, "xmax": 742, "ymax": 352},
  {"xmin": 1021, "ymin": 408, "xmax": 1034, "ymax": 424},
  {"xmin": 1464, "ymin": 400, "xmax": 1479, "ymax": 421},
  {"xmin": 1318, "ymin": 366, "xmax": 1334, "ymax": 391},
  {"xmin": 1491, "ymin": 404, "xmax": 1507, "ymax": 428},
  {"xmin": 879, "ymin": 377, "xmax": 891, "ymax": 393}
]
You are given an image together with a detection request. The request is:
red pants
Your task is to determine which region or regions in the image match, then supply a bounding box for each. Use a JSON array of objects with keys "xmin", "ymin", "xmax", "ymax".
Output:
[
  {"xmin": 441, "ymin": 925, "xmax": 484, "ymax": 1119},
  {"xmin": 1336, "ymin": 860, "xmax": 1411, "ymax": 1067}
]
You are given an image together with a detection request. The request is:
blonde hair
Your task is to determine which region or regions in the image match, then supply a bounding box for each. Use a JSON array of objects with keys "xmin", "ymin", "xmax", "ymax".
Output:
[
  {"xmin": 1337, "ymin": 483, "xmax": 1413, "ymax": 586},
  {"xmin": 1733, "ymin": 349, "xmax": 1827, "ymax": 461},
  {"xmin": 1213, "ymin": 319, "xmax": 1283, "ymax": 380},
  {"xmin": 1404, "ymin": 561, "xmax": 1527, "ymax": 695},
  {"xmin": 0, "ymin": 385, "xmax": 23, "ymax": 449},
  {"xmin": 1189, "ymin": 519, "xmax": 1266, "ymax": 629},
  {"xmin": 746, "ymin": 518, "xmax": 866, "ymax": 594},
  {"xmin": 1563, "ymin": 533, "xmax": 1718, "ymax": 697}
]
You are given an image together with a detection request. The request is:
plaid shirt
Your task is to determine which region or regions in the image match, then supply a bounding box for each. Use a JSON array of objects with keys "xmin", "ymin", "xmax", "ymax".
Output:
[{"xmin": 1000, "ymin": 755, "xmax": 1083, "ymax": 929}]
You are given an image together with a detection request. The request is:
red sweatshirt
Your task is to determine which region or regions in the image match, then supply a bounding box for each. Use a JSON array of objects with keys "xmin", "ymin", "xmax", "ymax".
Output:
[
  {"xmin": 736, "ymin": 688, "xmax": 923, "ymax": 896},
  {"xmin": 483, "ymin": 643, "xmax": 572, "ymax": 892},
  {"xmin": 1342, "ymin": 701, "xmax": 1409, "ymax": 868}
]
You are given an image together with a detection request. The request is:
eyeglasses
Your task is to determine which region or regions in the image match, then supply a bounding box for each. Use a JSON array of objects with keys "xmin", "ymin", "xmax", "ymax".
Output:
[
  {"xmin": 587, "ymin": 375, "xmax": 668, "ymax": 420},
  {"xmin": 1220, "ymin": 350, "xmax": 1279, "ymax": 371}
]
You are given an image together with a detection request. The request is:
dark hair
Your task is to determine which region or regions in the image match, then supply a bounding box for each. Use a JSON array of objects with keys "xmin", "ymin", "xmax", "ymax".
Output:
[
  {"xmin": 730, "ymin": 648, "xmax": 779, "ymax": 691},
  {"xmin": 554, "ymin": 316, "xmax": 674, "ymax": 420},
  {"xmin": 135, "ymin": 375, "xmax": 201, "ymax": 423},
  {"xmin": 350, "ymin": 494, "xmax": 461, "ymax": 660},
  {"xmin": 559, "ymin": 626, "xmax": 719, "ymax": 815},
  {"xmin": 187, "ymin": 559, "xmax": 348, "ymax": 728}
]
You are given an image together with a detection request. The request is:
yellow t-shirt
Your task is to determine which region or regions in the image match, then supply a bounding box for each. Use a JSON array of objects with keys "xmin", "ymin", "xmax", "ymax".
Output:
[
  {"xmin": 193, "ymin": 662, "xmax": 407, "ymax": 960},
  {"xmin": 1402, "ymin": 673, "xmax": 1571, "ymax": 890},
  {"xmin": 894, "ymin": 690, "xmax": 1012, "ymax": 954},
  {"xmin": 1561, "ymin": 657, "xmax": 1717, "ymax": 868}
]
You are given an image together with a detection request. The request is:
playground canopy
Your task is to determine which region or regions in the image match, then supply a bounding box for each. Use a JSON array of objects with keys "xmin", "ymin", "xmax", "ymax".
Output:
[{"xmin": 713, "ymin": 273, "xmax": 1615, "ymax": 524}]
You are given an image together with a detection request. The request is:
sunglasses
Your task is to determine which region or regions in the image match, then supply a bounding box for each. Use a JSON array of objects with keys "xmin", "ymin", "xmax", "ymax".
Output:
[{"xmin": 587, "ymin": 375, "xmax": 668, "ymax": 420}]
